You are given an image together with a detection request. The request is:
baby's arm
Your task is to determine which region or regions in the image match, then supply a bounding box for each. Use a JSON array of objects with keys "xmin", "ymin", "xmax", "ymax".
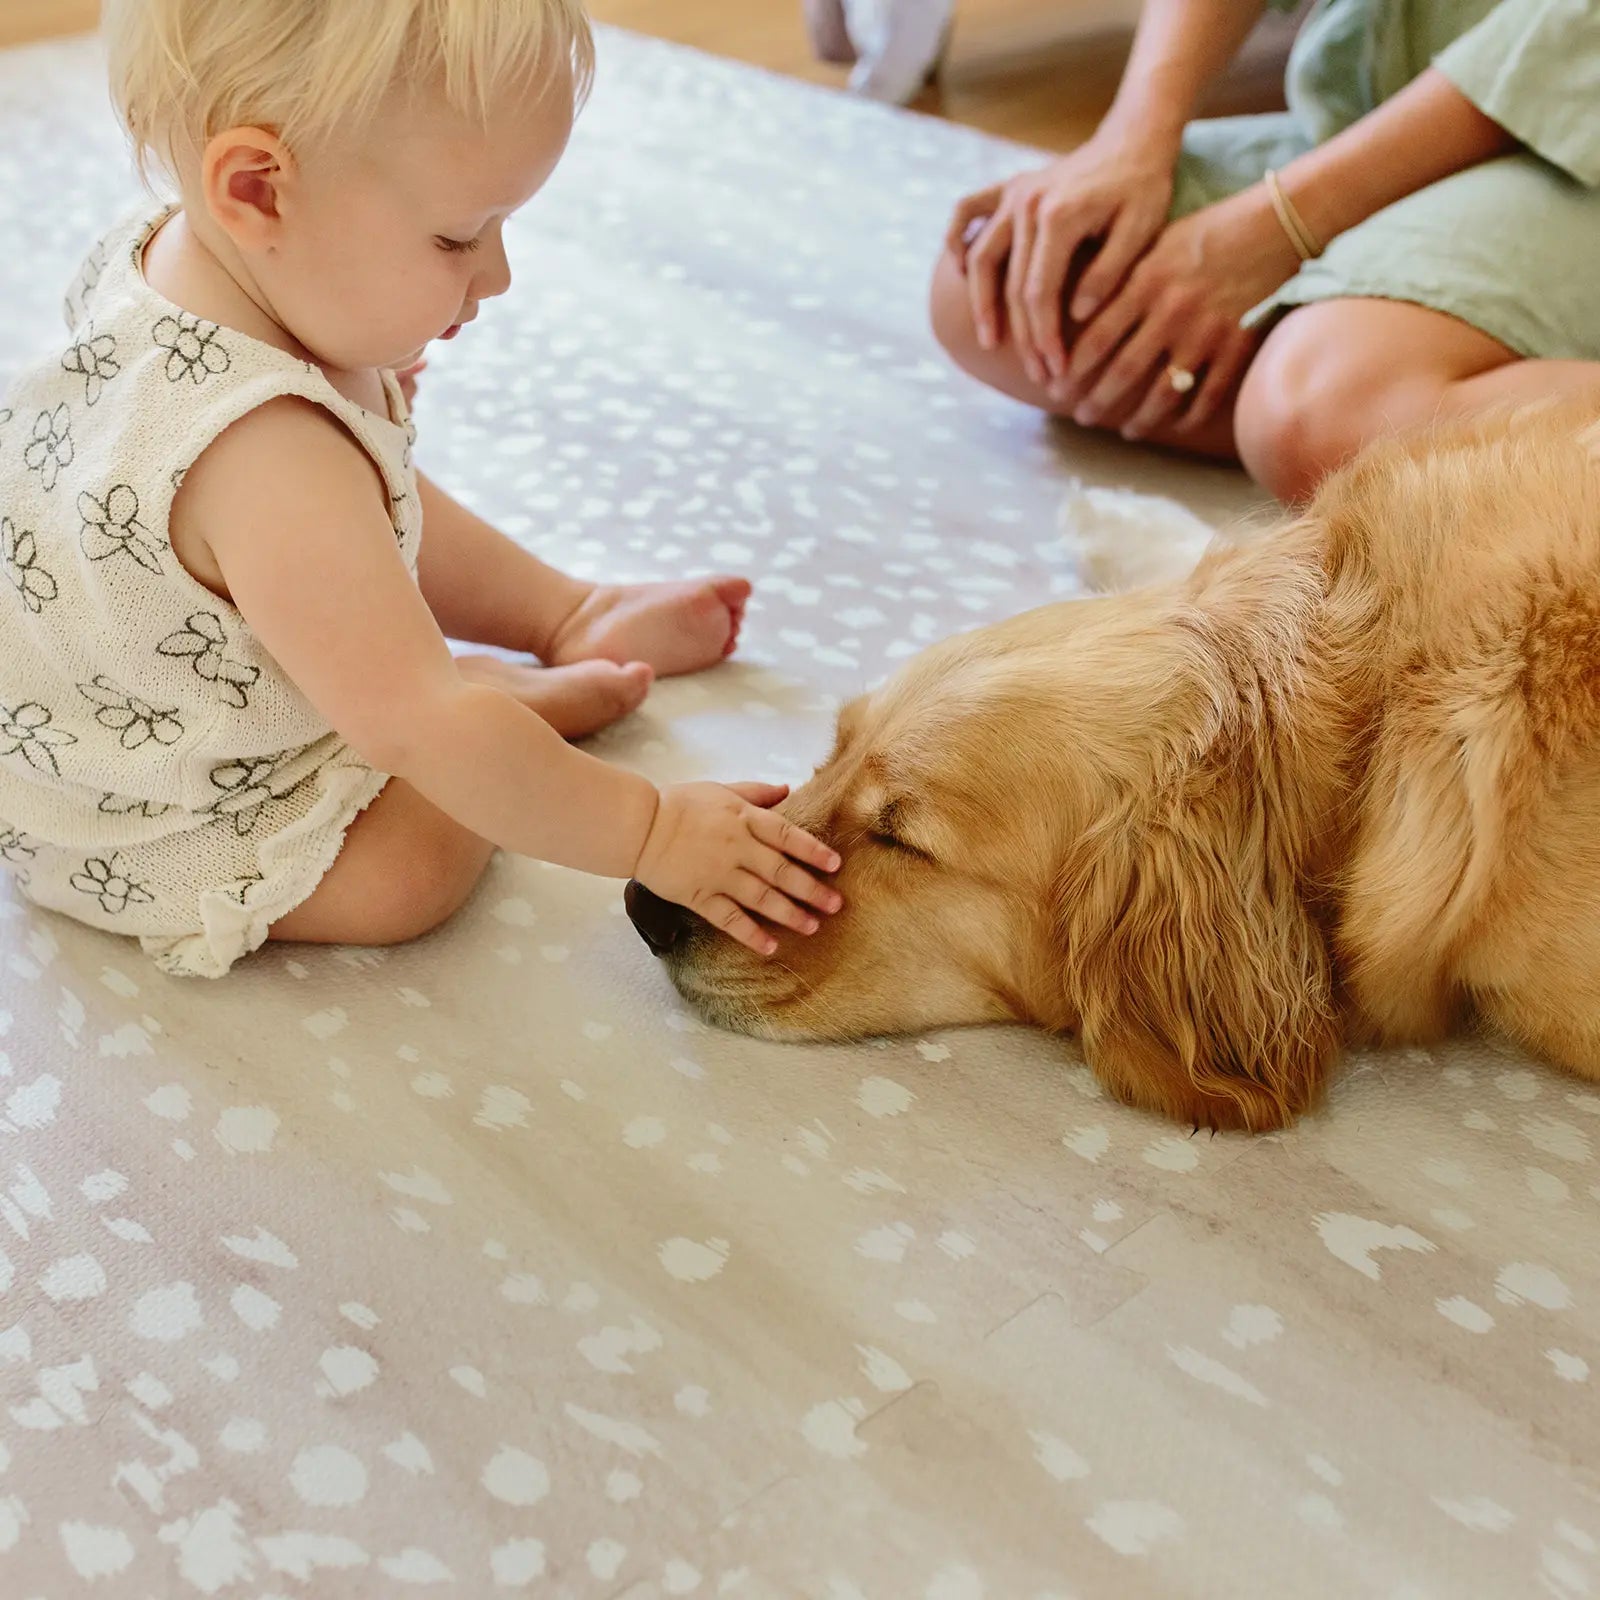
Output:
[
  {"xmin": 413, "ymin": 469, "xmax": 586, "ymax": 657},
  {"xmin": 174, "ymin": 400, "xmax": 838, "ymax": 947}
]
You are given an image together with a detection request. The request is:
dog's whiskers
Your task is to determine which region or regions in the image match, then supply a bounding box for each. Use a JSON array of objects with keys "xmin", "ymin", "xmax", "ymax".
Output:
[{"xmin": 763, "ymin": 953, "xmax": 837, "ymax": 1034}]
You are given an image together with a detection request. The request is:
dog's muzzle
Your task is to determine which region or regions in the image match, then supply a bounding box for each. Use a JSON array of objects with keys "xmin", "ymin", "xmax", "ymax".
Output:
[{"xmin": 623, "ymin": 880, "xmax": 694, "ymax": 958}]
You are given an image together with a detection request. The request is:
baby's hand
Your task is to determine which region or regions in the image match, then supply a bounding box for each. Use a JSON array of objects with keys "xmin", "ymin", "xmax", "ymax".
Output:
[
  {"xmin": 396, "ymin": 358, "xmax": 427, "ymax": 408},
  {"xmin": 635, "ymin": 782, "xmax": 842, "ymax": 955}
]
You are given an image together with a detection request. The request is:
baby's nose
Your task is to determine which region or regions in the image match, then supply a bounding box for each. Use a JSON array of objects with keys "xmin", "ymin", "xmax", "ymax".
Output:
[{"xmin": 623, "ymin": 880, "xmax": 692, "ymax": 958}]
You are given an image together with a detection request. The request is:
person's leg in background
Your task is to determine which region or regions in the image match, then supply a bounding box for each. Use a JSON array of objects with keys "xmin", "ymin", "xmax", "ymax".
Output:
[
  {"xmin": 928, "ymin": 244, "xmax": 1248, "ymax": 463},
  {"xmin": 803, "ymin": 0, "xmax": 953, "ymax": 104},
  {"xmin": 932, "ymin": 261, "xmax": 1600, "ymax": 501},
  {"xmin": 1233, "ymin": 300, "xmax": 1600, "ymax": 502},
  {"xmin": 931, "ymin": 148, "xmax": 1600, "ymax": 502}
]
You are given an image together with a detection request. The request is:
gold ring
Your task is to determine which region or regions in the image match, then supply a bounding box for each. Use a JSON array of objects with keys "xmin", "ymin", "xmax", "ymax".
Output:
[{"xmin": 1167, "ymin": 364, "xmax": 1197, "ymax": 395}]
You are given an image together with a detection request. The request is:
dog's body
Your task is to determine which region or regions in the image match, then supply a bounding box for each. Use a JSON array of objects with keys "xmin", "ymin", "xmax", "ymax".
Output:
[{"xmin": 637, "ymin": 399, "xmax": 1600, "ymax": 1130}]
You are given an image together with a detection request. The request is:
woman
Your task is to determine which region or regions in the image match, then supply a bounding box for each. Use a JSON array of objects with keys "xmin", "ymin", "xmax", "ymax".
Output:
[{"xmin": 930, "ymin": 0, "xmax": 1600, "ymax": 501}]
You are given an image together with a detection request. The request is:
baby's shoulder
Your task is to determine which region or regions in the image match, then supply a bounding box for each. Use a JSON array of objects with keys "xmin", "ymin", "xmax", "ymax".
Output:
[{"xmin": 175, "ymin": 396, "xmax": 395, "ymax": 540}]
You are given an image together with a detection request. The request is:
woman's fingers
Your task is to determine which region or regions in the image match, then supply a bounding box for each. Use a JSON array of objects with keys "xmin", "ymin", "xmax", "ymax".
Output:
[
  {"xmin": 1061, "ymin": 284, "xmax": 1144, "ymax": 399},
  {"xmin": 1119, "ymin": 344, "xmax": 1206, "ymax": 440},
  {"xmin": 945, "ymin": 185, "xmax": 1002, "ymax": 264},
  {"xmin": 1069, "ymin": 205, "xmax": 1159, "ymax": 324},
  {"xmin": 965, "ymin": 209, "xmax": 1013, "ymax": 351},
  {"xmin": 1006, "ymin": 201, "xmax": 1043, "ymax": 384},
  {"xmin": 1022, "ymin": 201, "xmax": 1095, "ymax": 383},
  {"xmin": 1072, "ymin": 312, "xmax": 1171, "ymax": 427},
  {"xmin": 1176, "ymin": 330, "xmax": 1255, "ymax": 432}
]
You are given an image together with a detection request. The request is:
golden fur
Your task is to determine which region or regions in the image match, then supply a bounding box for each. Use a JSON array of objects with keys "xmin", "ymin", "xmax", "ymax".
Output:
[{"xmin": 661, "ymin": 398, "xmax": 1600, "ymax": 1130}]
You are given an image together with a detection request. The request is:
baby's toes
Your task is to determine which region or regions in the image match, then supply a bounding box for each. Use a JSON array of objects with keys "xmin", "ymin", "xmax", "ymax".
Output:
[
  {"xmin": 711, "ymin": 575, "xmax": 753, "ymax": 610},
  {"xmin": 613, "ymin": 660, "xmax": 655, "ymax": 711}
]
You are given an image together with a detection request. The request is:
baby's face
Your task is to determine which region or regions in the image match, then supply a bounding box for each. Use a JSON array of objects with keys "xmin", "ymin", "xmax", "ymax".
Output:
[{"xmin": 262, "ymin": 65, "xmax": 576, "ymax": 375}]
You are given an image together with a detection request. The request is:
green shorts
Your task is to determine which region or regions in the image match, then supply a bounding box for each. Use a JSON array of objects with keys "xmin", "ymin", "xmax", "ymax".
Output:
[{"xmin": 1172, "ymin": 112, "xmax": 1600, "ymax": 361}]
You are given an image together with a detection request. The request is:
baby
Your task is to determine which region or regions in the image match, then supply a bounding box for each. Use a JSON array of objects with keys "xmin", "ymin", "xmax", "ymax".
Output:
[{"xmin": 0, "ymin": 0, "xmax": 841, "ymax": 977}]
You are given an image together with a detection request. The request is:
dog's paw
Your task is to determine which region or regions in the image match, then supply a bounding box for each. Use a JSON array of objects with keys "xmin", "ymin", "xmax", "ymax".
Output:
[{"xmin": 1059, "ymin": 484, "xmax": 1218, "ymax": 593}]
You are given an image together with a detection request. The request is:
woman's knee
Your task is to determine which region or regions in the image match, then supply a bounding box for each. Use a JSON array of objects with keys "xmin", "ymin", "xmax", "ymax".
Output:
[
  {"xmin": 928, "ymin": 248, "xmax": 1061, "ymax": 412},
  {"xmin": 1235, "ymin": 309, "xmax": 1375, "ymax": 503},
  {"xmin": 929, "ymin": 248, "xmax": 984, "ymax": 369},
  {"xmin": 1236, "ymin": 300, "xmax": 1517, "ymax": 502}
]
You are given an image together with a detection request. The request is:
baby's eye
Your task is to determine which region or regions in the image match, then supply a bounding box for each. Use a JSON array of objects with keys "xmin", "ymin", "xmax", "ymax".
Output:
[{"xmin": 435, "ymin": 235, "xmax": 481, "ymax": 254}]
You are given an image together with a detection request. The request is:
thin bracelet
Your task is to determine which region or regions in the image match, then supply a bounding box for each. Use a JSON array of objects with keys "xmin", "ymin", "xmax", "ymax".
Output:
[{"xmin": 1264, "ymin": 168, "xmax": 1323, "ymax": 261}]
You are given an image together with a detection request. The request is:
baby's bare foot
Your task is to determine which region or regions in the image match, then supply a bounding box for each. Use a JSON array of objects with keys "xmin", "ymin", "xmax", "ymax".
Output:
[
  {"xmin": 455, "ymin": 655, "xmax": 653, "ymax": 738},
  {"xmin": 547, "ymin": 577, "xmax": 752, "ymax": 678}
]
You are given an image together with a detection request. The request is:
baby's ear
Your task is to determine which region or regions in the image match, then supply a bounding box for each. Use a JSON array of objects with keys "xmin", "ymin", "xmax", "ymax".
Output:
[
  {"xmin": 1054, "ymin": 767, "xmax": 1336, "ymax": 1131},
  {"xmin": 201, "ymin": 127, "xmax": 292, "ymax": 247}
]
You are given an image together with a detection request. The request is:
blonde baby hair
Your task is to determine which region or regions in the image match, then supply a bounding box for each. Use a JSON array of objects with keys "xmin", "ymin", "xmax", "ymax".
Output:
[{"xmin": 103, "ymin": 0, "xmax": 595, "ymax": 184}]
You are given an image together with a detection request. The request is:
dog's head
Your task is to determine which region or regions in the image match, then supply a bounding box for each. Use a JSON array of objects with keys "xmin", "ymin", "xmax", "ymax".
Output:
[{"xmin": 634, "ymin": 549, "xmax": 1349, "ymax": 1130}]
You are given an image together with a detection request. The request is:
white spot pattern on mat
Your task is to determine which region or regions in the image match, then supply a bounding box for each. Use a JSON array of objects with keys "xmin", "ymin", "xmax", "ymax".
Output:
[
  {"xmin": 657, "ymin": 1237, "xmax": 729, "ymax": 1282},
  {"xmin": 1437, "ymin": 1296, "xmax": 1495, "ymax": 1333},
  {"xmin": 214, "ymin": 1105, "xmax": 279, "ymax": 1154},
  {"xmin": 130, "ymin": 1282, "xmax": 203, "ymax": 1341},
  {"xmin": 857, "ymin": 1076, "xmax": 913, "ymax": 1117},
  {"xmin": 1495, "ymin": 1263, "xmax": 1572, "ymax": 1310},
  {"xmin": 39, "ymin": 1253, "xmax": 105, "ymax": 1302},
  {"xmin": 1313, "ymin": 1214, "xmax": 1436, "ymax": 1280},
  {"xmin": 1434, "ymin": 1496, "xmax": 1514, "ymax": 1532},
  {"xmin": 801, "ymin": 1398, "xmax": 867, "ymax": 1459},
  {"xmin": 1087, "ymin": 1501, "xmax": 1185, "ymax": 1556},
  {"xmin": 481, "ymin": 1446, "xmax": 550, "ymax": 1507},
  {"xmin": 1166, "ymin": 1346, "xmax": 1268, "ymax": 1407},
  {"xmin": 1221, "ymin": 1304, "xmax": 1282, "ymax": 1348},
  {"xmin": 1031, "ymin": 1432, "xmax": 1090, "ymax": 1481},
  {"xmin": 61, "ymin": 1520, "xmax": 136, "ymax": 1578},
  {"xmin": 290, "ymin": 1445, "xmax": 368, "ymax": 1507}
]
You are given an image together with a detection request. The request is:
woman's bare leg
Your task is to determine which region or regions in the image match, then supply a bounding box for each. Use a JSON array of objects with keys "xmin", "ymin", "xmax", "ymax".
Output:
[
  {"xmin": 931, "ymin": 251, "xmax": 1600, "ymax": 500},
  {"xmin": 928, "ymin": 248, "xmax": 1245, "ymax": 460},
  {"xmin": 1233, "ymin": 298, "xmax": 1600, "ymax": 501}
]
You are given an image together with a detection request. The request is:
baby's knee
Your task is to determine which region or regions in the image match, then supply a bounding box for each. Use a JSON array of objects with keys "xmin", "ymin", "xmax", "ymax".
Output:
[{"xmin": 368, "ymin": 819, "xmax": 488, "ymax": 945}]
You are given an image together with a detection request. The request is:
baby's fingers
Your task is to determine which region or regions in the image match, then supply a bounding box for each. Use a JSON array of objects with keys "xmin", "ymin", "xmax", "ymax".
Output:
[
  {"xmin": 731, "ymin": 870, "xmax": 822, "ymax": 937},
  {"xmin": 751, "ymin": 849, "xmax": 842, "ymax": 915},
  {"xmin": 748, "ymin": 807, "xmax": 841, "ymax": 874},
  {"xmin": 700, "ymin": 895, "xmax": 779, "ymax": 957},
  {"xmin": 725, "ymin": 781, "xmax": 790, "ymax": 809}
]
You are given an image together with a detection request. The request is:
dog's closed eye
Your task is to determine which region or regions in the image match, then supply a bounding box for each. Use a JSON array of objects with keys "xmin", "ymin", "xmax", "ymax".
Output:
[{"xmin": 869, "ymin": 800, "xmax": 936, "ymax": 862}]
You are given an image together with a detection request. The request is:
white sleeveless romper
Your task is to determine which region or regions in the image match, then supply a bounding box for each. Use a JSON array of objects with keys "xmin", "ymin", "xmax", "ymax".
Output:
[{"xmin": 0, "ymin": 205, "xmax": 423, "ymax": 976}]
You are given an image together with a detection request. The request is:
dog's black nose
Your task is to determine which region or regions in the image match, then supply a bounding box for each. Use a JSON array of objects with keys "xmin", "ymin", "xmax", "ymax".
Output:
[{"xmin": 624, "ymin": 880, "xmax": 692, "ymax": 958}]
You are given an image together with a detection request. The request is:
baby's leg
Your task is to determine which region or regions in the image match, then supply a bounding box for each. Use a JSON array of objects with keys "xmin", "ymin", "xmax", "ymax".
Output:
[
  {"xmin": 269, "ymin": 780, "xmax": 495, "ymax": 949},
  {"xmin": 546, "ymin": 579, "xmax": 752, "ymax": 678},
  {"xmin": 455, "ymin": 655, "xmax": 653, "ymax": 738}
]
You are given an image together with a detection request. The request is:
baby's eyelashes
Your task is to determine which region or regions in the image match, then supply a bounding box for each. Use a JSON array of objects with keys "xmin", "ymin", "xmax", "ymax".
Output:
[{"xmin": 435, "ymin": 235, "xmax": 482, "ymax": 254}]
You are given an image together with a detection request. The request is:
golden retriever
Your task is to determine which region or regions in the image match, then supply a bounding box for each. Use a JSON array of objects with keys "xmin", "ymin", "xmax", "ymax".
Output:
[{"xmin": 627, "ymin": 398, "xmax": 1600, "ymax": 1131}]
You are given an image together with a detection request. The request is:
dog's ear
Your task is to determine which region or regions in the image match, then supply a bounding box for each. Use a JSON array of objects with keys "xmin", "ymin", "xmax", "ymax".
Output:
[{"xmin": 1055, "ymin": 754, "xmax": 1337, "ymax": 1131}]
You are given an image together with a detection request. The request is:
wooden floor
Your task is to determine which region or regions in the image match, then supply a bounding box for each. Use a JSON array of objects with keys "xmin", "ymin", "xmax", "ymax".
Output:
[{"xmin": 0, "ymin": 0, "xmax": 1291, "ymax": 152}]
